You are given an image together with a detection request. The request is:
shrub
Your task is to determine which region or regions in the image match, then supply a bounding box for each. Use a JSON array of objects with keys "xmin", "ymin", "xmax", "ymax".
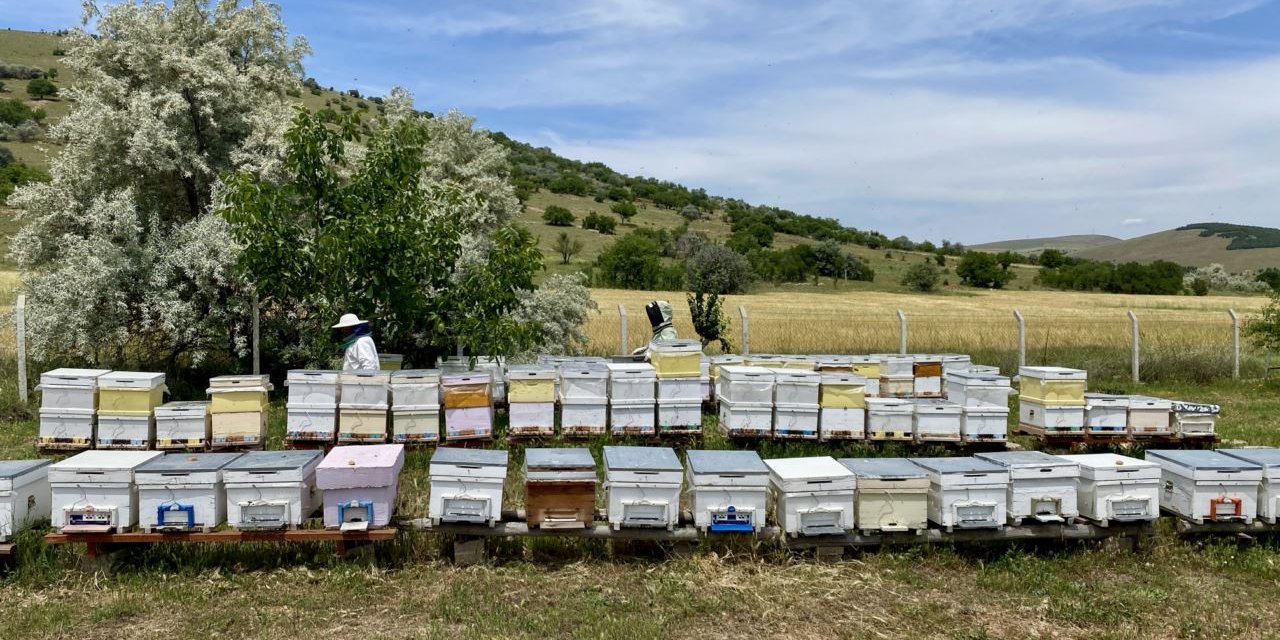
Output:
[
  {"xmin": 27, "ymin": 77, "xmax": 58, "ymax": 99},
  {"xmin": 1182, "ymin": 263, "xmax": 1269, "ymax": 293},
  {"xmin": 688, "ymin": 291, "xmax": 731, "ymax": 352},
  {"xmin": 1191, "ymin": 278, "xmax": 1209, "ymax": 296},
  {"xmin": 552, "ymin": 231, "xmax": 583, "ymax": 264},
  {"xmin": 680, "ymin": 204, "xmax": 703, "ymax": 221},
  {"xmin": 0, "ymin": 160, "xmax": 49, "ymax": 202},
  {"xmin": 610, "ymin": 200, "xmax": 637, "ymax": 223},
  {"xmin": 901, "ymin": 262, "xmax": 941, "ymax": 292},
  {"xmin": 582, "ymin": 212, "xmax": 616, "ymax": 234},
  {"xmin": 14, "ymin": 120, "xmax": 40, "ymax": 142},
  {"xmin": 46, "ymin": 68, "xmax": 58, "ymax": 79},
  {"xmin": 933, "ymin": 253, "xmax": 946, "ymax": 266},
  {"xmin": 0, "ymin": 99, "xmax": 43, "ymax": 126},
  {"xmin": 686, "ymin": 243, "xmax": 752, "ymax": 294},
  {"xmin": 285, "ymin": 87, "xmax": 301, "ymax": 97},
  {"xmin": 1245, "ymin": 291, "xmax": 1280, "ymax": 353},
  {"xmin": 0, "ymin": 145, "xmax": 12, "ymax": 167},
  {"xmin": 549, "ymin": 172, "xmax": 590, "ymax": 196},
  {"xmin": 542, "ymin": 204, "xmax": 574, "ymax": 226},
  {"xmin": 957, "ymin": 252, "xmax": 1013, "ymax": 288},
  {"xmin": 595, "ymin": 231, "xmax": 665, "ymax": 289},
  {"xmin": 53, "ymin": 48, "xmax": 67, "ymax": 56},
  {"xmin": 512, "ymin": 272, "xmax": 598, "ymax": 357},
  {"xmin": 0, "ymin": 64, "xmax": 44, "ymax": 79}
]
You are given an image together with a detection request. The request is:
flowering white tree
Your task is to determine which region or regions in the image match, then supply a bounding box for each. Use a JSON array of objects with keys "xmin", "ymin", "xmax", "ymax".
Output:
[
  {"xmin": 8, "ymin": 0, "xmax": 308, "ymax": 367},
  {"xmin": 512, "ymin": 273, "xmax": 599, "ymax": 359}
]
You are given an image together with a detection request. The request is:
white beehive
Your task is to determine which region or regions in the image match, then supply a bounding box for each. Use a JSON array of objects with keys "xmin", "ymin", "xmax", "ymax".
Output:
[
  {"xmin": 509, "ymin": 402, "xmax": 556, "ymax": 437},
  {"xmin": 820, "ymin": 407, "xmax": 866, "ymax": 441},
  {"xmin": 814, "ymin": 355, "xmax": 854, "ymax": 372},
  {"xmin": 961, "ymin": 406, "xmax": 1008, "ymax": 443},
  {"xmin": 339, "ymin": 370, "xmax": 391, "ymax": 409},
  {"xmin": 976, "ymin": 451, "xmax": 1080, "ymax": 524},
  {"xmin": 1059, "ymin": 453, "xmax": 1161, "ymax": 525},
  {"xmin": 770, "ymin": 368, "xmax": 820, "ymax": 405},
  {"xmin": 878, "ymin": 355, "xmax": 914, "ymax": 377},
  {"xmin": 970, "ymin": 364, "xmax": 1001, "ymax": 375},
  {"xmin": 285, "ymin": 370, "xmax": 341, "ymax": 405},
  {"xmin": 911, "ymin": 457, "xmax": 1009, "ymax": 531},
  {"xmin": 765, "ymin": 456, "xmax": 856, "ymax": 536},
  {"xmin": 839, "ymin": 458, "xmax": 928, "ymax": 533},
  {"xmin": 136, "ymin": 452, "xmax": 241, "ymax": 532},
  {"xmin": 0, "ymin": 460, "xmax": 52, "ymax": 542},
  {"xmin": 392, "ymin": 409, "xmax": 440, "ymax": 444},
  {"xmin": 603, "ymin": 446, "xmax": 682, "ymax": 530},
  {"xmin": 428, "ymin": 447, "xmax": 507, "ymax": 526},
  {"xmin": 1019, "ymin": 398, "xmax": 1085, "ymax": 435},
  {"xmin": 38, "ymin": 408, "xmax": 96, "ymax": 450},
  {"xmin": 1128, "ymin": 396, "xmax": 1172, "ymax": 435},
  {"xmin": 1220, "ymin": 449, "xmax": 1280, "ymax": 524},
  {"xmin": 154, "ymin": 401, "xmax": 211, "ymax": 449},
  {"xmin": 317, "ymin": 444, "xmax": 404, "ymax": 530},
  {"xmin": 879, "ymin": 375, "xmax": 914, "ymax": 398},
  {"xmin": 718, "ymin": 398, "xmax": 773, "ymax": 438},
  {"xmin": 1146, "ymin": 449, "xmax": 1261, "ymax": 524},
  {"xmin": 866, "ymin": 397, "xmax": 914, "ymax": 441},
  {"xmin": 911, "ymin": 356, "xmax": 944, "ymax": 398},
  {"xmin": 939, "ymin": 354, "xmax": 972, "ymax": 376},
  {"xmin": 38, "ymin": 368, "xmax": 112, "ymax": 412},
  {"xmin": 717, "ymin": 366, "xmax": 774, "ymax": 404},
  {"xmin": 558, "ymin": 364, "xmax": 609, "ymax": 403},
  {"xmin": 1084, "ymin": 393, "xmax": 1128, "ymax": 435},
  {"xmin": 223, "ymin": 450, "xmax": 323, "ymax": 530},
  {"xmin": 390, "ymin": 369, "xmax": 441, "ymax": 410},
  {"xmin": 912, "ymin": 400, "xmax": 962, "ymax": 442},
  {"xmin": 49, "ymin": 450, "xmax": 164, "ymax": 532},
  {"xmin": 608, "ymin": 363, "xmax": 656, "ymax": 436},
  {"xmin": 686, "ymin": 450, "xmax": 769, "ymax": 533},
  {"xmin": 1171, "ymin": 401, "xmax": 1219, "ymax": 437},
  {"xmin": 944, "ymin": 370, "xmax": 1012, "ymax": 407},
  {"xmin": 286, "ymin": 370, "xmax": 340, "ymax": 444},
  {"xmin": 95, "ymin": 414, "xmax": 155, "ymax": 450}
]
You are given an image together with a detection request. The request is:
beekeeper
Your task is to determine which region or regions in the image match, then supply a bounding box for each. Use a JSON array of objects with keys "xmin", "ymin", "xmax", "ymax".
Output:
[
  {"xmin": 333, "ymin": 313, "xmax": 379, "ymax": 371},
  {"xmin": 631, "ymin": 300, "xmax": 678, "ymax": 357}
]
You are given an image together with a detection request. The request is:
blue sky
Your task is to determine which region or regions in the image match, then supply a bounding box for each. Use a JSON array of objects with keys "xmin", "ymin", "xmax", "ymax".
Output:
[{"xmin": 6, "ymin": 1, "xmax": 1280, "ymax": 244}]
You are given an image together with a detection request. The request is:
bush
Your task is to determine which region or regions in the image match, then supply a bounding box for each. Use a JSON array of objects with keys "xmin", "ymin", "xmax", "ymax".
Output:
[
  {"xmin": 1245, "ymin": 291, "xmax": 1280, "ymax": 352},
  {"xmin": 582, "ymin": 212, "xmax": 616, "ymax": 234},
  {"xmin": 552, "ymin": 231, "xmax": 583, "ymax": 265},
  {"xmin": 933, "ymin": 253, "xmax": 946, "ymax": 266},
  {"xmin": 285, "ymin": 87, "xmax": 301, "ymax": 97},
  {"xmin": 0, "ymin": 99, "xmax": 43, "ymax": 126},
  {"xmin": 0, "ymin": 64, "xmax": 44, "ymax": 80},
  {"xmin": 957, "ymin": 252, "xmax": 1013, "ymax": 289},
  {"xmin": 0, "ymin": 160, "xmax": 50, "ymax": 203},
  {"xmin": 53, "ymin": 48, "xmax": 67, "ymax": 56},
  {"xmin": 1258, "ymin": 268, "xmax": 1280, "ymax": 293},
  {"xmin": 595, "ymin": 231, "xmax": 666, "ymax": 289},
  {"xmin": 27, "ymin": 77, "xmax": 58, "ymax": 99},
  {"xmin": 610, "ymin": 200, "xmax": 637, "ymax": 222},
  {"xmin": 14, "ymin": 120, "xmax": 40, "ymax": 142},
  {"xmin": 688, "ymin": 291, "xmax": 731, "ymax": 352},
  {"xmin": 0, "ymin": 145, "xmax": 12, "ymax": 167},
  {"xmin": 542, "ymin": 204, "xmax": 574, "ymax": 226},
  {"xmin": 549, "ymin": 172, "xmax": 590, "ymax": 196},
  {"xmin": 46, "ymin": 68, "xmax": 58, "ymax": 79},
  {"xmin": 686, "ymin": 243, "xmax": 753, "ymax": 294},
  {"xmin": 680, "ymin": 204, "xmax": 703, "ymax": 221},
  {"xmin": 1183, "ymin": 263, "xmax": 1269, "ymax": 293},
  {"xmin": 901, "ymin": 262, "xmax": 941, "ymax": 292},
  {"xmin": 1191, "ymin": 278, "xmax": 1209, "ymax": 296}
]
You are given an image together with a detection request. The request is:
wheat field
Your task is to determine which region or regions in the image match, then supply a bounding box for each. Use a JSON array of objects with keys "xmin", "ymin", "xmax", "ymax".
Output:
[{"xmin": 587, "ymin": 287, "xmax": 1272, "ymax": 381}]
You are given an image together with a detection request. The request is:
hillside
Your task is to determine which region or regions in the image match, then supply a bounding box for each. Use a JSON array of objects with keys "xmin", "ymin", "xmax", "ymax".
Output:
[
  {"xmin": 971, "ymin": 234, "xmax": 1121, "ymax": 254},
  {"xmin": 1076, "ymin": 228, "xmax": 1280, "ymax": 271}
]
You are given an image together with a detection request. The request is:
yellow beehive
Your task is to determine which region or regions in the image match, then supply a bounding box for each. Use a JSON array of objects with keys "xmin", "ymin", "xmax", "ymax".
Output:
[
  {"xmin": 97, "ymin": 372, "xmax": 166, "ymax": 414},
  {"xmin": 339, "ymin": 409, "xmax": 388, "ymax": 442},
  {"xmin": 207, "ymin": 375, "xmax": 272, "ymax": 414},
  {"xmin": 379, "ymin": 354, "xmax": 404, "ymax": 371},
  {"xmin": 506, "ymin": 365, "xmax": 556, "ymax": 403},
  {"xmin": 649, "ymin": 339, "xmax": 703, "ymax": 378},
  {"xmin": 708, "ymin": 356, "xmax": 744, "ymax": 380},
  {"xmin": 852, "ymin": 361, "xmax": 881, "ymax": 380},
  {"xmin": 1018, "ymin": 366, "xmax": 1087, "ymax": 406},
  {"xmin": 211, "ymin": 411, "xmax": 268, "ymax": 445},
  {"xmin": 820, "ymin": 373, "xmax": 867, "ymax": 408}
]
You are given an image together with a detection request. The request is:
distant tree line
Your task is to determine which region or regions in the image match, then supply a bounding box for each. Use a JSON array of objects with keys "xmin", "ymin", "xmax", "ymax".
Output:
[
  {"xmin": 1034, "ymin": 249, "xmax": 1185, "ymax": 295},
  {"xmin": 1178, "ymin": 223, "xmax": 1280, "ymax": 251}
]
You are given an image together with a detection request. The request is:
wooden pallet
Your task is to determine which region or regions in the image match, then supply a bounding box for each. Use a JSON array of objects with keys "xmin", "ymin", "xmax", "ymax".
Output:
[
  {"xmin": 44, "ymin": 528, "xmax": 396, "ymax": 558},
  {"xmin": 1022, "ymin": 428, "xmax": 1219, "ymax": 451}
]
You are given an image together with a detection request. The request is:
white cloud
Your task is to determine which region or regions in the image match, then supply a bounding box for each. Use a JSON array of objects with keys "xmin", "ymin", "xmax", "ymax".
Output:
[{"xmin": 1123, "ymin": 218, "xmax": 1147, "ymax": 225}]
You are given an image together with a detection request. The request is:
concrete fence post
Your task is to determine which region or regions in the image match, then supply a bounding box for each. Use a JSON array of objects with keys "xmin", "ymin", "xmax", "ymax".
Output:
[
  {"xmin": 1127, "ymin": 310, "xmax": 1140, "ymax": 383},
  {"xmin": 1229, "ymin": 309, "xmax": 1240, "ymax": 380},
  {"xmin": 1013, "ymin": 309, "xmax": 1026, "ymax": 368},
  {"xmin": 16, "ymin": 294, "xmax": 27, "ymax": 404},
  {"xmin": 897, "ymin": 310, "xmax": 907, "ymax": 355},
  {"xmin": 251, "ymin": 293, "xmax": 261, "ymax": 376},
  {"xmin": 739, "ymin": 305, "xmax": 750, "ymax": 356},
  {"xmin": 618, "ymin": 304, "xmax": 628, "ymax": 355}
]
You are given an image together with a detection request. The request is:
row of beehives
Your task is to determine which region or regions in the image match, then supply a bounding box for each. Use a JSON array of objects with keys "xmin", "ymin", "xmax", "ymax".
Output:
[
  {"xmin": 36, "ymin": 369, "xmax": 273, "ymax": 451},
  {"xmin": 0, "ymin": 446, "xmax": 403, "ymax": 539},
  {"xmin": 9, "ymin": 445, "xmax": 1280, "ymax": 542},
  {"xmin": 1014, "ymin": 365, "xmax": 1218, "ymax": 437}
]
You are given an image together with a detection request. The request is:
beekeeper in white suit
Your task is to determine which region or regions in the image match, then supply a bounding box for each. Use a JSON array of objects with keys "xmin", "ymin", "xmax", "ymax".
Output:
[{"xmin": 333, "ymin": 313, "xmax": 380, "ymax": 371}]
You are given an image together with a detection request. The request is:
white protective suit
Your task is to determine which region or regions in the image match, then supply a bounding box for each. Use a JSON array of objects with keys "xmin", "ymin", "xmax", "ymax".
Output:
[{"xmin": 343, "ymin": 335, "xmax": 380, "ymax": 371}]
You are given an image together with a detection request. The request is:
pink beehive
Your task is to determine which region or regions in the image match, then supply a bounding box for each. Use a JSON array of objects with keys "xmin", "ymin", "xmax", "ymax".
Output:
[
  {"xmin": 315, "ymin": 444, "xmax": 405, "ymax": 530},
  {"xmin": 445, "ymin": 406, "xmax": 493, "ymax": 440}
]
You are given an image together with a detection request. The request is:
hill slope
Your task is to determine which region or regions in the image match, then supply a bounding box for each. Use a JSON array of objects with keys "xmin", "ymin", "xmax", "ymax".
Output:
[
  {"xmin": 1076, "ymin": 228, "xmax": 1280, "ymax": 271},
  {"xmin": 971, "ymin": 234, "xmax": 1121, "ymax": 254}
]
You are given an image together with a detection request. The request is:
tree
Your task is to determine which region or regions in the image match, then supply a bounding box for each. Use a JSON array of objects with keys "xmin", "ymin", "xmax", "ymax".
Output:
[
  {"xmin": 9, "ymin": 0, "xmax": 309, "ymax": 368},
  {"xmin": 901, "ymin": 262, "xmax": 941, "ymax": 292},
  {"xmin": 1039, "ymin": 248, "xmax": 1067, "ymax": 269},
  {"xmin": 542, "ymin": 205, "xmax": 574, "ymax": 226},
  {"xmin": 582, "ymin": 212, "xmax": 616, "ymax": 234},
  {"xmin": 222, "ymin": 108, "xmax": 545, "ymax": 365},
  {"xmin": 595, "ymin": 231, "xmax": 665, "ymax": 290},
  {"xmin": 610, "ymin": 200, "xmax": 637, "ymax": 223},
  {"xmin": 1191, "ymin": 278, "xmax": 1210, "ymax": 296},
  {"xmin": 553, "ymin": 231, "xmax": 583, "ymax": 265},
  {"xmin": 956, "ymin": 252, "xmax": 1013, "ymax": 289},
  {"xmin": 0, "ymin": 99, "xmax": 44, "ymax": 126},
  {"xmin": 14, "ymin": 120, "xmax": 40, "ymax": 142},
  {"xmin": 1245, "ymin": 291, "xmax": 1280, "ymax": 353},
  {"xmin": 549, "ymin": 172, "xmax": 590, "ymax": 196},
  {"xmin": 46, "ymin": 68, "xmax": 59, "ymax": 80},
  {"xmin": 933, "ymin": 253, "xmax": 946, "ymax": 267},
  {"xmin": 813, "ymin": 240, "xmax": 846, "ymax": 285},
  {"xmin": 1258, "ymin": 268, "xmax": 1280, "ymax": 293},
  {"xmin": 688, "ymin": 291, "xmax": 731, "ymax": 352},
  {"xmin": 994, "ymin": 251, "xmax": 1019, "ymax": 271},
  {"xmin": 512, "ymin": 273, "xmax": 598, "ymax": 357},
  {"xmin": 26, "ymin": 77, "xmax": 57, "ymax": 100},
  {"xmin": 680, "ymin": 204, "xmax": 703, "ymax": 221},
  {"xmin": 686, "ymin": 243, "xmax": 752, "ymax": 294}
]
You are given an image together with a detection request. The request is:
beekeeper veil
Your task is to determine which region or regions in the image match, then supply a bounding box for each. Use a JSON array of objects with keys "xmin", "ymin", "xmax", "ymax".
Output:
[{"xmin": 645, "ymin": 300, "xmax": 677, "ymax": 341}]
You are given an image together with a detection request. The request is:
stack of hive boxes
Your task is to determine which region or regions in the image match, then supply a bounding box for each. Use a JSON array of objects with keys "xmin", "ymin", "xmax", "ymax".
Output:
[
  {"xmin": 912, "ymin": 399, "xmax": 963, "ymax": 443},
  {"xmin": 716, "ymin": 365, "xmax": 774, "ymax": 438},
  {"xmin": 1083, "ymin": 393, "xmax": 1128, "ymax": 436},
  {"xmin": 442, "ymin": 372, "xmax": 493, "ymax": 441},
  {"xmin": 607, "ymin": 362, "xmax": 656, "ymax": 435},
  {"xmin": 1127, "ymin": 396, "xmax": 1173, "ymax": 436},
  {"xmin": 878, "ymin": 355, "xmax": 914, "ymax": 398},
  {"xmin": 506, "ymin": 365, "xmax": 557, "ymax": 438},
  {"xmin": 390, "ymin": 369, "xmax": 441, "ymax": 444},
  {"xmin": 911, "ymin": 355, "xmax": 944, "ymax": 398},
  {"xmin": 945, "ymin": 369, "xmax": 1012, "ymax": 443},
  {"xmin": 850, "ymin": 356, "xmax": 881, "ymax": 397},
  {"xmin": 37, "ymin": 368, "xmax": 110, "ymax": 450},
  {"xmin": 338, "ymin": 371, "xmax": 390, "ymax": 443},
  {"xmin": 97, "ymin": 372, "xmax": 166, "ymax": 450},
  {"xmin": 707, "ymin": 355, "xmax": 744, "ymax": 402},
  {"xmin": 558, "ymin": 363, "xmax": 609, "ymax": 437},
  {"xmin": 818, "ymin": 371, "xmax": 867, "ymax": 441},
  {"xmin": 1018, "ymin": 366, "xmax": 1087, "ymax": 436},
  {"xmin": 285, "ymin": 370, "xmax": 340, "ymax": 445},
  {"xmin": 208, "ymin": 375, "xmax": 272, "ymax": 450},
  {"xmin": 771, "ymin": 368, "xmax": 820, "ymax": 439},
  {"xmin": 651, "ymin": 339, "xmax": 704, "ymax": 434}
]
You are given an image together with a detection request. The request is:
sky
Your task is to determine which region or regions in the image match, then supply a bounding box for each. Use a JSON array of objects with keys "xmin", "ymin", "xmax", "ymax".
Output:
[{"xmin": 6, "ymin": 1, "xmax": 1280, "ymax": 244}]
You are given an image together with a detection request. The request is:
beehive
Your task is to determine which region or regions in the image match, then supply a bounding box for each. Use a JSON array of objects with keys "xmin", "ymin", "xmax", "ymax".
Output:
[
  {"xmin": 1019, "ymin": 398, "xmax": 1085, "ymax": 435},
  {"xmin": 765, "ymin": 456, "xmax": 855, "ymax": 537},
  {"xmin": 1127, "ymin": 396, "xmax": 1172, "ymax": 435},
  {"xmin": 154, "ymin": 401, "xmax": 211, "ymax": 449},
  {"xmin": 136, "ymin": 453, "xmax": 242, "ymax": 532},
  {"xmin": 211, "ymin": 411, "xmax": 269, "ymax": 448},
  {"xmin": 814, "ymin": 355, "xmax": 854, "ymax": 372},
  {"xmin": 338, "ymin": 408, "xmax": 389, "ymax": 443},
  {"xmin": 378, "ymin": 353, "xmax": 404, "ymax": 371},
  {"xmin": 1171, "ymin": 401, "xmax": 1219, "ymax": 437},
  {"xmin": 878, "ymin": 355, "xmax": 914, "ymax": 377},
  {"xmin": 524, "ymin": 448, "xmax": 597, "ymax": 529},
  {"xmin": 839, "ymin": 458, "xmax": 928, "ymax": 533},
  {"xmin": 286, "ymin": 370, "xmax": 340, "ymax": 444},
  {"xmin": 939, "ymin": 354, "xmax": 972, "ymax": 376},
  {"xmin": 686, "ymin": 450, "xmax": 769, "ymax": 533},
  {"xmin": 603, "ymin": 446, "xmax": 682, "ymax": 530},
  {"xmin": 607, "ymin": 363, "xmax": 655, "ymax": 436},
  {"xmin": 0, "ymin": 460, "xmax": 52, "ymax": 542},
  {"xmin": 37, "ymin": 368, "xmax": 111, "ymax": 412},
  {"xmin": 339, "ymin": 371, "xmax": 391, "ymax": 408},
  {"xmin": 911, "ymin": 356, "xmax": 944, "ymax": 398},
  {"xmin": 96, "ymin": 414, "xmax": 155, "ymax": 450},
  {"xmin": 442, "ymin": 373, "xmax": 493, "ymax": 441},
  {"xmin": 224, "ymin": 450, "xmax": 323, "ymax": 530},
  {"xmin": 1083, "ymin": 393, "xmax": 1128, "ymax": 435},
  {"xmin": 392, "ymin": 409, "xmax": 440, "ymax": 444},
  {"xmin": 912, "ymin": 400, "xmax": 962, "ymax": 442},
  {"xmin": 1017, "ymin": 366, "xmax": 1087, "ymax": 406},
  {"xmin": 961, "ymin": 406, "xmax": 1008, "ymax": 443},
  {"xmin": 1146, "ymin": 450, "xmax": 1261, "ymax": 523},
  {"xmin": 49, "ymin": 450, "xmax": 164, "ymax": 532},
  {"xmin": 976, "ymin": 451, "xmax": 1080, "ymax": 524},
  {"xmin": 912, "ymin": 457, "xmax": 1009, "ymax": 530},
  {"xmin": 1220, "ymin": 448, "xmax": 1280, "ymax": 524},
  {"xmin": 866, "ymin": 397, "xmax": 914, "ymax": 441},
  {"xmin": 507, "ymin": 365, "xmax": 557, "ymax": 437},
  {"xmin": 389, "ymin": 369, "xmax": 441, "ymax": 409},
  {"xmin": 559, "ymin": 365, "xmax": 608, "ymax": 437},
  {"xmin": 819, "ymin": 372, "xmax": 866, "ymax": 409},
  {"xmin": 1059, "ymin": 453, "xmax": 1160, "ymax": 525},
  {"xmin": 717, "ymin": 366, "xmax": 774, "ymax": 405},
  {"xmin": 207, "ymin": 374, "xmax": 272, "ymax": 413},
  {"xmin": 428, "ymin": 447, "xmax": 507, "ymax": 526},
  {"xmin": 97, "ymin": 371, "xmax": 167, "ymax": 414},
  {"xmin": 316, "ymin": 444, "xmax": 404, "ymax": 530},
  {"xmin": 648, "ymin": 339, "xmax": 703, "ymax": 378},
  {"xmin": 850, "ymin": 356, "xmax": 881, "ymax": 395},
  {"xmin": 878, "ymin": 375, "xmax": 914, "ymax": 398},
  {"xmin": 820, "ymin": 407, "xmax": 866, "ymax": 441},
  {"xmin": 944, "ymin": 370, "xmax": 1012, "ymax": 407}
]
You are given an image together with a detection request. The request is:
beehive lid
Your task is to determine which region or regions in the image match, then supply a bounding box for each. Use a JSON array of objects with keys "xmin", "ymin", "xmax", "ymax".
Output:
[
  {"xmin": 686, "ymin": 450, "xmax": 767, "ymax": 475},
  {"xmin": 560, "ymin": 364, "xmax": 609, "ymax": 378},
  {"xmin": 939, "ymin": 354, "xmax": 971, "ymax": 363},
  {"xmin": 225, "ymin": 450, "xmax": 322, "ymax": 472},
  {"xmin": 603, "ymin": 446, "xmax": 681, "ymax": 472},
  {"xmin": 709, "ymin": 355, "xmax": 745, "ymax": 364},
  {"xmin": 98, "ymin": 371, "xmax": 166, "ymax": 388},
  {"xmin": 51, "ymin": 450, "xmax": 163, "ymax": 471},
  {"xmin": 946, "ymin": 370, "xmax": 1010, "ymax": 384},
  {"xmin": 431, "ymin": 447, "xmax": 507, "ymax": 467},
  {"xmin": 650, "ymin": 339, "xmax": 703, "ymax": 354},
  {"xmin": 866, "ymin": 397, "xmax": 912, "ymax": 408},
  {"xmin": 969, "ymin": 365, "xmax": 1001, "ymax": 375},
  {"xmin": 155, "ymin": 400, "xmax": 210, "ymax": 415},
  {"xmin": 209, "ymin": 374, "xmax": 271, "ymax": 387},
  {"xmin": 768, "ymin": 368, "xmax": 819, "ymax": 382},
  {"xmin": 911, "ymin": 457, "xmax": 1005, "ymax": 475},
  {"xmin": 1146, "ymin": 449, "xmax": 1261, "ymax": 472},
  {"xmin": 0, "ymin": 459, "xmax": 52, "ymax": 479},
  {"xmin": 1219, "ymin": 448, "xmax": 1280, "ymax": 468},
  {"xmin": 137, "ymin": 453, "xmax": 242, "ymax": 474},
  {"xmin": 507, "ymin": 365, "xmax": 556, "ymax": 380},
  {"xmin": 1060, "ymin": 453, "xmax": 1157, "ymax": 471},
  {"xmin": 317, "ymin": 444, "xmax": 405, "ymax": 489},
  {"xmin": 1128, "ymin": 395, "xmax": 1172, "ymax": 408},
  {"xmin": 910, "ymin": 355, "xmax": 942, "ymax": 363},
  {"xmin": 606, "ymin": 362, "xmax": 656, "ymax": 375},
  {"xmin": 39, "ymin": 368, "xmax": 112, "ymax": 386},
  {"xmin": 441, "ymin": 372, "xmax": 492, "ymax": 385},
  {"xmin": 976, "ymin": 451, "xmax": 1073, "ymax": 469},
  {"xmin": 525, "ymin": 447, "xmax": 595, "ymax": 471},
  {"xmin": 719, "ymin": 365, "xmax": 774, "ymax": 380},
  {"xmin": 765, "ymin": 456, "xmax": 852, "ymax": 482},
  {"xmin": 287, "ymin": 369, "xmax": 341, "ymax": 382},
  {"xmin": 341, "ymin": 371, "xmax": 392, "ymax": 382},
  {"xmin": 820, "ymin": 372, "xmax": 866, "ymax": 385},
  {"xmin": 391, "ymin": 369, "xmax": 441, "ymax": 383},
  {"xmin": 1085, "ymin": 393, "xmax": 1127, "ymax": 403},
  {"xmin": 1018, "ymin": 366, "xmax": 1086, "ymax": 380},
  {"xmin": 913, "ymin": 399, "xmax": 962, "ymax": 413},
  {"xmin": 838, "ymin": 457, "xmax": 926, "ymax": 480}
]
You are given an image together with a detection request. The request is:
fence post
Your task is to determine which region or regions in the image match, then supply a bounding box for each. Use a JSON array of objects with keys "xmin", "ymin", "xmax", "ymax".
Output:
[
  {"xmin": 15, "ymin": 294, "xmax": 26, "ymax": 404},
  {"xmin": 251, "ymin": 293, "xmax": 261, "ymax": 376},
  {"xmin": 1013, "ymin": 309, "xmax": 1026, "ymax": 368},
  {"xmin": 1127, "ymin": 310, "xmax": 1139, "ymax": 383},
  {"xmin": 897, "ymin": 310, "xmax": 907, "ymax": 355},
  {"xmin": 739, "ymin": 305, "xmax": 750, "ymax": 356},
  {"xmin": 1229, "ymin": 309, "xmax": 1240, "ymax": 380},
  {"xmin": 618, "ymin": 304, "xmax": 628, "ymax": 355}
]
